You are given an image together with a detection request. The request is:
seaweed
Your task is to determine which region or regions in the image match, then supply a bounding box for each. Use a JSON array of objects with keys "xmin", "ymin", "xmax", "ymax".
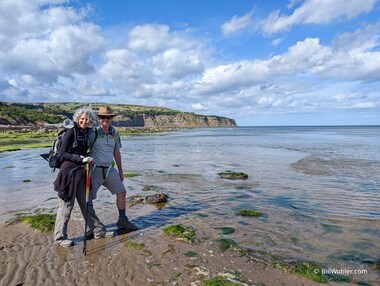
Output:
[
  {"xmin": 195, "ymin": 213, "xmax": 209, "ymax": 218},
  {"xmin": 218, "ymin": 171, "xmax": 248, "ymax": 180},
  {"xmin": 124, "ymin": 241, "xmax": 145, "ymax": 250},
  {"xmin": 214, "ymin": 227, "xmax": 235, "ymax": 235},
  {"xmin": 183, "ymin": 251, "xmax": 198, "ymax": 257},
  {"xmin": 123, "ymin": 173, "xmax": 140, "ymax": 178},
  {"xmin": 162, "ymin": 224, "xmax": 195, "ymax": 243},
  {"xmin": 219, "ymin": 238, "xmax": 236, "ymax": 252},
  {"xmin": 19, "ymin": 214, "xmax": 56, "ymax": 234},
  {"xmin": 237, "ymin": 209, "xmax": 263, "ymax": 217},
  {"xmin": 273, "ymin": 260, "xmax": 327, "ymax": 283}
]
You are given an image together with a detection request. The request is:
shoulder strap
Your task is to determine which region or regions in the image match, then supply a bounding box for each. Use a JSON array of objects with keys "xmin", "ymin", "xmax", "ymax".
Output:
[
  {"xmin": 57, "ymin": 128, "xmax": 67, "ymax": 136},
  {"xmin": 71, "ymin": 128, "xmax": 78, "ymax": 149},
  {"xmin": 84, "ymin": 128, "xmax": 98, "ymax": 155},
  {"xmin": 90, "ymin": 128, "xmax": 98, "ymax": 148},
  {"xmin": 110, "ymin": 126, "xmax": 118, "ymax": 144}
]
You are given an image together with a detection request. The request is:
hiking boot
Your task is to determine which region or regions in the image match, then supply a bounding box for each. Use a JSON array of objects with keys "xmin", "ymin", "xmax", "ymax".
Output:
[
  {"xmin": 116, "ymin": 217, "xmax": 138, "ymax": 230},
  {"xmin": 56, "ymin": 239, "xmax": 74, "ymax": 248},
  {"xmin": 94, "ymin": 230, "xmax": 116, "ymax": 239},
  {"xmin": 85, "ymin": 233, "xmax": 95, "ymax": 240}
]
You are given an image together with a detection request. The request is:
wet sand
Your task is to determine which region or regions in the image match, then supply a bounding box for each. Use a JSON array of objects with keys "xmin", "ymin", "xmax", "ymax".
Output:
[{"xmin": 0, "ymin": 219, "xmax": 327, "ymax": 286}]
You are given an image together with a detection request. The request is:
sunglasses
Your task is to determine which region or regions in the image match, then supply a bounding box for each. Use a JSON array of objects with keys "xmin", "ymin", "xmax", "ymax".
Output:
[{"xmin": 99, "ymin": 116, "xmax": 112, "ymax": 120}]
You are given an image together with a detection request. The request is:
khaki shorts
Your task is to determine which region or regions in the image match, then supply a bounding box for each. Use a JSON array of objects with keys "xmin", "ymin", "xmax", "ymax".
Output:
[{"xmin": 90, "ymin": 167, "xmax": 126, "ymax": 199}]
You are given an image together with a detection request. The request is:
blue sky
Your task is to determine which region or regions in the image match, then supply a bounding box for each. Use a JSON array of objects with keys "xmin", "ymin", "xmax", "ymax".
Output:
[{"xmin": 0, "ymin": 0, "xmax": 379, "ymax": 126}]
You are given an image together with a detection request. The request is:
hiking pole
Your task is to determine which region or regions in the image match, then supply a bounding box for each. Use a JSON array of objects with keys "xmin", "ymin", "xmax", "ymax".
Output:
[{"xmin": 83, "ymin": 162, "xmax": 92, "ymax": 256}]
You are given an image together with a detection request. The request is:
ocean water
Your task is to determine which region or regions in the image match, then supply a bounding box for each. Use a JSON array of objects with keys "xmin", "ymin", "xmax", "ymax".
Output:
[{"xmin": 1, "ymin": 126, "xmax": 379, "ymax": 277}]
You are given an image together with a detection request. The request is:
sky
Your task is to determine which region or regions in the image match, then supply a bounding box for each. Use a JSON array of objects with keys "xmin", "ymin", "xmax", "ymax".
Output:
[{"xmin": 0, "ymin": 0, "xmax": 380, "ymax": 126}]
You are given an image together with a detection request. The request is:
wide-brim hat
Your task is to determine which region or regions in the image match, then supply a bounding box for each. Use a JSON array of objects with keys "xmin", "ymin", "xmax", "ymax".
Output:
[{"xmin": 97, "ymin": 106, "xmax": 116, "ymax": 117}]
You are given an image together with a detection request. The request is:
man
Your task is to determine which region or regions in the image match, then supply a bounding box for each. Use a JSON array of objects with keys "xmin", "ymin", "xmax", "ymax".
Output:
[{"xmin": 90, "ymin": 106, "xmax": 138, "ymax": 231}]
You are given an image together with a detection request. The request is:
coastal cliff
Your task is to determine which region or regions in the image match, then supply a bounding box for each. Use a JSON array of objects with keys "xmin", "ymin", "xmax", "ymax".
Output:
[
  {"xmin": 0, "ymin": 102, "xmax": 237, "ymax": 128},
  {"xmin": 121, "ymin": 113, "xmax": 236, "ymax": 128}
]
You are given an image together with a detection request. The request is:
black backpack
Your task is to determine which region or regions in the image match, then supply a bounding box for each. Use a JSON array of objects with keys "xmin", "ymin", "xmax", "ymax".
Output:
[
  {"xmin": 40, "ymin": 118, "xmax": 98, "ymax": 171},
  {"xmin": 47, "ymin": 128, "xmax": 77, "ymax": 171}
]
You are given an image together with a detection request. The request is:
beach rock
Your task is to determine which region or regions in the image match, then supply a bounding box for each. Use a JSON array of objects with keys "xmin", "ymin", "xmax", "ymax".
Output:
[
  {"xmin": 373, "ymin": 259, "xmax": 380, "ymax": 270},
  {"xmin": 127, "ymin": 193, "xmax": 169, "ymax": 207},
  {"xmin": 145, "ymin": 193, "xmax": 168, "ymax": 204},
  {"xmin": 127, "ymin": 195, "xmax": 145, "ymax": 206},
  {"xmin": 218, "ymin": 171, "xmax": 248, "ymax": 180}
]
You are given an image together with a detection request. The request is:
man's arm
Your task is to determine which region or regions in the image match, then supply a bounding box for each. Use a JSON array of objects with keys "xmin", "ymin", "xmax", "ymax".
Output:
[{"xmin": 114, "ymin": 147, "xmax": 124, "ymax": 181}]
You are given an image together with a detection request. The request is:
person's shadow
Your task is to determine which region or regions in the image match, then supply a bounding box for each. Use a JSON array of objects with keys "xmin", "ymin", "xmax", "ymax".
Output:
[
  {"xmin": 128, "ymin": 202, "xmax": 208, "ymax": 229},
  {"xmin": 74, "ymin": 202, "xmax": 209, "ymax": 255}
]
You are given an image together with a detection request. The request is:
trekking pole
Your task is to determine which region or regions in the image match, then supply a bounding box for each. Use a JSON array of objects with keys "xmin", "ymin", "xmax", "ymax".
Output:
[{"xmin": 83, "ymin": 162, "xmax": 92, "ymax": 256}]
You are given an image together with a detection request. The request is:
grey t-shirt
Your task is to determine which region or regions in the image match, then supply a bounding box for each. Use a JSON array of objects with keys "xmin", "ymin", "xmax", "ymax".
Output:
[{"xmin": 90, "ymin": 126, "xmax": 122, "ymax": 166}]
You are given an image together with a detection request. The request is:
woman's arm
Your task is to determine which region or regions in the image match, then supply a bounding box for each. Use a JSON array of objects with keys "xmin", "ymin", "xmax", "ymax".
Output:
[{"xmin": 59, "ymin": 128, "xmax": 83, "ymax": 163}]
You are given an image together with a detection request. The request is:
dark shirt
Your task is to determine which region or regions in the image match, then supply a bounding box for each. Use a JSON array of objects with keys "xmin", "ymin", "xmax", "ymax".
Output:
[{"xmin": 59, "ymin": 126, "xmax": 92, "ymax": 164}]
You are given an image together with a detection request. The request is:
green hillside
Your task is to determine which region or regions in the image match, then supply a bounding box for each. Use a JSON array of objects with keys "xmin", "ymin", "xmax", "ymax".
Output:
[
  {"xmin": 0, "ymin": 102, "xmax": 184, "ymax": 125},
  {"xmin": 0, "ymin": 102, "xmax": 237, "ymax": 128}
]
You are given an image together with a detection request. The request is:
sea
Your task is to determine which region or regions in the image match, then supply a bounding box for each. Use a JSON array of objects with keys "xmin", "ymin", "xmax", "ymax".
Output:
[{"xmin": 1, "ymin": 126, "xmax": 379, "ymax": 280}]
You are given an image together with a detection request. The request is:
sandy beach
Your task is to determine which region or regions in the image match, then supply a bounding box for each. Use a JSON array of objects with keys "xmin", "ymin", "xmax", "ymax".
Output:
[{"xmin": 1, "ymin": 217, "xmax": 327, "ymax": 286}]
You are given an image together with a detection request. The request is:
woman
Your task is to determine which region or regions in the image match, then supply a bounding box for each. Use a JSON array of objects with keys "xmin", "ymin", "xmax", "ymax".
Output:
[{"xmin": 53, "ymin": 107, "xmax": 113, "ymax": 247}]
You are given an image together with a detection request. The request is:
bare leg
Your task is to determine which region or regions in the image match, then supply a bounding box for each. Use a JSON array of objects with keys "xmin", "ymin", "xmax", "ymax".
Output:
[{"xmin": 116, "ymin": 191, "xmax": 126, "ymax": 210}]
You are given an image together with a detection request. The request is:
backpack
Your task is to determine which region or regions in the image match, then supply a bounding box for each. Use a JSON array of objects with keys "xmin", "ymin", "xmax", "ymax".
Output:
[
  {"xmin": 42, "ymin": 124, "xmax": 98, "ymax": 171},
  {"xmin": 47, "ymin": 128, "xmax": 77, "ymax": 171}
]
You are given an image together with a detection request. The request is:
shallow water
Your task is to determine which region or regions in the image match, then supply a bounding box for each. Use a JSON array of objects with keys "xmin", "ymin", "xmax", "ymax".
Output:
[{"xmin": 1, "ymin": 126, "xmax": 379, "ymax": 279}]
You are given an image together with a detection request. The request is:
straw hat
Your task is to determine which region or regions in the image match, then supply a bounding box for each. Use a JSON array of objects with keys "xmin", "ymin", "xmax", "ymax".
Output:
[{"xmin": 97, "ymin": 106, "xmax": 116, "ymax": 117}]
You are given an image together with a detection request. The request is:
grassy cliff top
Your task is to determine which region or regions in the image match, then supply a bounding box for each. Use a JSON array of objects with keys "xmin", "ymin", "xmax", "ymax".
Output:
[{"xmin": 0, "ymin": 102, "xmax": 233, "ymax": 126}]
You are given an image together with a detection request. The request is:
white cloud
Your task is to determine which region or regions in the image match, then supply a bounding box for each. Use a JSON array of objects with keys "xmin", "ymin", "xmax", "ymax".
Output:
[
  {"xmin": 99, "ymin": 49, "xmax": 153, "ymax": 89},
  {"xmin": 263, "ymin": 0, "xmax": 376, "ymax": 34},
  {"xmin": 8, "ymin": 79, "xmax": 18, "ymax": 88},
  {"xmin": 0, "ymin": 1, "xmax": 379, "ymax": 124},
  {"xmin": 271, "ymin": 38, "xmax": 283, "ymax": 46},
  {"xmin": 311, "ymin": 25, "xmax": 380, "ymax": 81},
  {"xmin": 152, "ymin": 48, "xmax": 204, "ymax": 79},
  {"xmin": 128, "ymin": 24, "xmax": 203, "ymax": 53},
  {"xmin": 193, "ymin": 23, "xmax": 380, "ymax": 98},
  {"xmin": 192, "ymin": 38, "xmax": 323, "ymax": 95},
  {"xmin": 332, "ymin": 24, "xmax": 380, "ymax": 54},
  {"xmin": 221, "ymin": 11, "xmax": 253, "ymax": 36},
  {"xmin": 192, "ymin": 60, "xmax": 270, "ymax": 95},
  {"xmin": 257, "ymin": 96, "xmax": 274, "ymax": 106},
  {"xmin": 0, "ymin": 77, "xmax": 29, "ymax": 102},
  {"xmin": 97, "ymin": 24, "xmax": 208, "ymax": 100},
  {"xmin": 186, "ymin": 23, "xmax": 380, "ymax": 120},
  {"xmin": 353, "ymin": 101, "xmax": 376, "ymax": 108},
  {"xmin": 128, "ymin": 25, "xmax": 170, "ymax": 53},
  {"xmin": 332, "ymin": 91, "xmax": 379, "ymax": 110},
  {"xmin": 191, "ymin": 103, "xmax": 207, "ymax": 110},
  {"xmin": 0, "ymin": 0, "xmax": 103, "ymax": 83},
  {"xmin": 287, "ymin": 0, "xmax": 302, "ymax": 9}
]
